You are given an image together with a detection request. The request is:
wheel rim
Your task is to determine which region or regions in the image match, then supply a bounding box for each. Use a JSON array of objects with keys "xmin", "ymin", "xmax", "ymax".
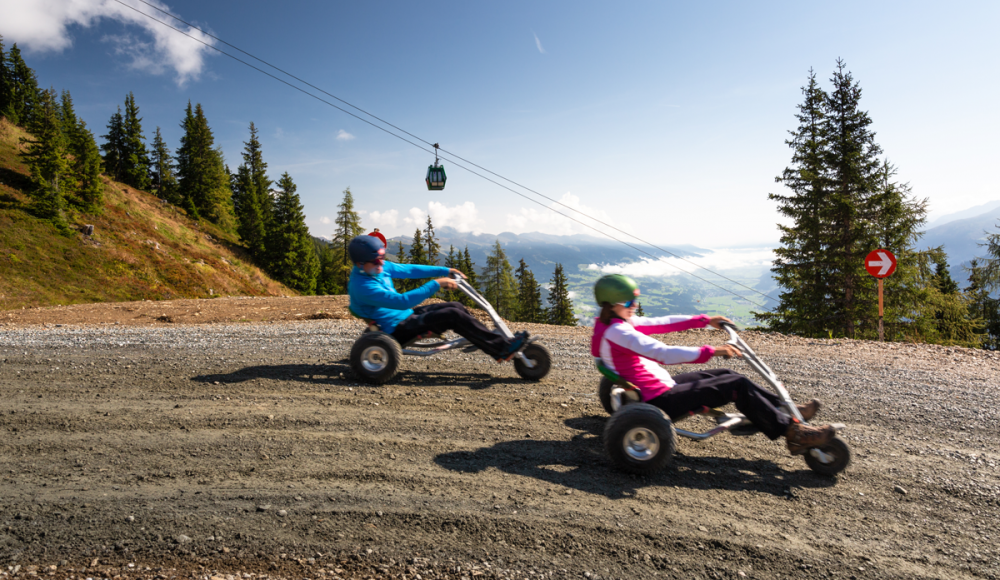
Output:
[
  {"xmin": 809, "ymin": 447, "xmax": 836, "ymax": 464},
  {"xmin": 623, "ymin": 427, "xmax": 660, "ymax": 461},
  {"xmin": 361, "ymin": 345, "xmax": 389, "ymax": 373}
]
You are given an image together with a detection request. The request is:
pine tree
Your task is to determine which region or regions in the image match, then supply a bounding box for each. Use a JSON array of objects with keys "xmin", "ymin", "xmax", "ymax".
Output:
[
  {"xmin": 635, "ymin": 302, "xmax": 646, "ymax": 317},
  {"xmin": 329, "ymin": 187, "xmax": 364, "ymax": 291},
  {"xmin": 967, "ymin": 258, "xmax": 1000, "ymax": 350},
  {"xmin": 266, "ymin": 172, "xmax": 319, "ymax": 294},
  {"xmin": 757, "ymin": 69, "xmax": 833, "ymax": 335},
  {"xmin": 58, "ymin": 90, "xmax": 78, "ymax": 140},
  {"xmin": 442, "ymin": 245, "xmax": 460, "ymax": 302},
  {"xmin": 175, "ymin": 102, "xmax": 234, "ymax": 228},
  {"xmin": 314, "ymin": 241, "xmax": 339, "ymax": 295},
  {"xmin": 232, "ymin": 122, "xmax": 270, "ymax": 261},
  {"xmin": 0, "ymin": 35, "xmax": 12, "ymax": 120},
  {"xmin": 458, "ymin": 246, "xmax": 479, "ymax": 307},
  {"xmin": 21, "ymin": 88, "xmax": 69, "ymax": 230},
  {"xmin": 757, "ymin": 61, "xmax": 927, "ymax": 339},
  {"xmin": 408, "ymin": 229, "xmax": 428, "ymax": 265},
  {"xmin": 547, "ymin": 263, "xmax": 576, "ymax": 326},
  {"xmin": 66, "ymin": 118, "xmax": 104, "ymax": 213},
  {"xmin": 480, "ymin": 240, "xmax": 517, "ymax": 320},
  {"xmin": 6, "ymin": 44, "xmax": 38, "ymax": 127},
  {"xmin": 52, "ymin": 89, "xmax": 103, "ymax": 212},
  {"xmin": 514, "ymin": 258, "xmax": 545, "ymax": 323},
  {"xmin": 150, "ymin": 127, "xmax": 178, "ymax": 203},
  {"xmin": 100, "ymin": 106, "xmax": 125, "ymax": 182},
  {"xmin": 424, "ymin": 216, "xmax": 440, "ymax": 266},
  {"xmin": 121, "ymin": 92, "xmax": 151, "ymax": 190}
]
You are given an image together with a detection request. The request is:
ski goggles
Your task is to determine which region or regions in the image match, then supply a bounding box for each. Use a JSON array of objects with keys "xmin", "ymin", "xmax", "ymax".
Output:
[
  {"xmin": 617, "ymin": 299, "xmax": 639, "ymax": 308},
  {"xmin": 367, "ymin": 258, "xmax": 385, "ymax": 266}
]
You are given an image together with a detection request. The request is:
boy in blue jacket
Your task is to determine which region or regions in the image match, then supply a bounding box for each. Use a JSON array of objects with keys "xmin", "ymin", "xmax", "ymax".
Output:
[{"xmin": 346, "ymin": 235, "xmax": 529, "ymax": 361}]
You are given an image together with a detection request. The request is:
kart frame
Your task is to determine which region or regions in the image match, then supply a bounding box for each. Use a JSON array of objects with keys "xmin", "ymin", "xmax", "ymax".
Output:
[
  {"xmin": 609, "ymin": 322, "xmax": 845, "ymax": 462},
  {"xmin": 391, "ymin": 275, "xmax": 538, "ymax": 370}
]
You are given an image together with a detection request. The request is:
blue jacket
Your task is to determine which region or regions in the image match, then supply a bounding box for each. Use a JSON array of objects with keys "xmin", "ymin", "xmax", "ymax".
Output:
[{"xmin": 347, "ymin": 261, "xmax": 451, "ymax": 333}]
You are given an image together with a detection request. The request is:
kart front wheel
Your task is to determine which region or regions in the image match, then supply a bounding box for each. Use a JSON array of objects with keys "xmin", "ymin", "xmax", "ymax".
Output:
[
  {"xmin": 349, "ymin": 332, "xmax": 402, "ymax": 385},
  {"xmin": 513, "ymin": 343, "xmax": 551, "ymax": 381},
  {"xmin": 604, "ymin": 403, "xmax": 677, "ymax": 475},
  {"xmin": 803, "ymin": 435, "xmax": 851, "ymax": 476}
]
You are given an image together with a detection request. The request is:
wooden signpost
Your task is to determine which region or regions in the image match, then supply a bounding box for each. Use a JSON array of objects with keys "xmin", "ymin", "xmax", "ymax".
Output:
[{"xmin": 865, "ymin": 249, "xmax": 898, "ymax": 341}]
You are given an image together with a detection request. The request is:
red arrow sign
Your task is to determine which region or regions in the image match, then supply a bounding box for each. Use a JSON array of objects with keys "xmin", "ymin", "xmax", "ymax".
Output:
[{"xmin": 865, "ymin": 249, "xmax": 897, "ymax": 278}]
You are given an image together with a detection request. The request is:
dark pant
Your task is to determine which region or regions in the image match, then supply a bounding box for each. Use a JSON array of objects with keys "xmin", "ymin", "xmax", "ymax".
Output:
[
  {"xmin": 646, "ymin": 368, "xmax": 791, "ymax": 440},
  {"xmin": 391, "ymin": 302, "xmax": 510, "ymax": 358}
]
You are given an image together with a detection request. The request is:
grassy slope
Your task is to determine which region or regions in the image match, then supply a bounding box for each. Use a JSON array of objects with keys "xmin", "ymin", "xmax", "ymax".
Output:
[{"xmin": 0, "ymin": 119, "xmax": 289, "ymax": 310}]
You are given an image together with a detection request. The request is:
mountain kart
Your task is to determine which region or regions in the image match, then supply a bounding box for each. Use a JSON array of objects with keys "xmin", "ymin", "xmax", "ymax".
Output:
[
  {"xmin": 598, "ymin": 322, "xmax": 850, "ymax": 476},
  {"xmin": 349, "ymin": 274, "xmax": 551, "ymax": 385}
]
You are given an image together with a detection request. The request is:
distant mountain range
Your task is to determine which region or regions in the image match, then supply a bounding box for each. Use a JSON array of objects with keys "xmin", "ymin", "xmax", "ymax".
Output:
[{"xmin": 921, "ymin": 204, "xmax": 1000, "ymax": 284}]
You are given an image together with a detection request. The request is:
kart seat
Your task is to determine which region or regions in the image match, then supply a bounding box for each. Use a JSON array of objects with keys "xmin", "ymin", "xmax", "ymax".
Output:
[
  {"xmin": 595, "ymin": 358, "xmax": 727, "ymax": 419},
  {"xmin": 348, "ymin": 305, "xmax": 381, "ymax": 333},
  {"xmin": 595, "ymin": 359, "xmax": 639, "ymax": 392}
]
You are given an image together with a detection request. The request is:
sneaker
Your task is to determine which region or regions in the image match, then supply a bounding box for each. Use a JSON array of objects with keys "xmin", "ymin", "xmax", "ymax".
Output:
[
  {"xmin": 497, "ymin": 331, "xmax": 530, "ymax": 362},
  {"xmin": 796, "ymin": 399, "xmax": 821, "ymax": 422},
  {"xmin": 785, "ymin": 422, "xmax": 836, "ymax": 456}
]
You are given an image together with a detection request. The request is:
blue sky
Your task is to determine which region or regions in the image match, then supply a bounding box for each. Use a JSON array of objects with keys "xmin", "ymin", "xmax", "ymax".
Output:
[{"xmin": 3, "ymin": 0, "xmax": 999, "ymax": 249}]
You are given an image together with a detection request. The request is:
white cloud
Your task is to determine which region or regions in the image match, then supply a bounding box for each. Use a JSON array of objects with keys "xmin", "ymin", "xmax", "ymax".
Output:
[
  {"xmin": 505, "ymin": 192, "xmax": 619, "ymax": 236},
  {"xmin": 587, "ymin": 247, "xmax": 776, "ymax": 278},
  {"xmin": 402, "ymin": 207, "xmax": 426, "ymax": 229},
  {"xmin": 367, "ymin": 209, "xmax": 399, "ymax": 230},
  {"xmin": 4, "ymin": 0, "xmax": 216, "ymax": 85},
  {"xmin": 319, "ymin": 216, "xmax": 331, "ymax": 225},
  {"xmin": 400, "ymin": 201, "xmax": 486, "ymax": 233},
  {"xmin": 336, "ymin": 129, "xmax": 355, "ymax": 141},
  {"xmin": 427, "ymin": 201, "xmax": 483, "ymax": 233},
  {"xmin": 533, "ymin": 32, "xmax": 546, "ymax": 54}
]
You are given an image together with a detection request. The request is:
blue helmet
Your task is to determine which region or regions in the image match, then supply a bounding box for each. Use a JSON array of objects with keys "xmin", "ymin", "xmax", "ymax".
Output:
[{"xmin": 348, "ymin": 235, "xmax": 387, "ymax": 264}]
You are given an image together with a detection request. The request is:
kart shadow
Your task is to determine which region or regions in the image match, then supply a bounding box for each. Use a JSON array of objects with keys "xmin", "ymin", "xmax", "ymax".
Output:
[
  {"xmin": 192, "ymin": 362, "xmax": 354, "ymax": 386},
  {"xmin": 434, "ymin": 415, "xmax": 837, "ymax": 498},
  {"xmin": 191, "ymin": 361, "xmax": 510, "ymax": 390}
]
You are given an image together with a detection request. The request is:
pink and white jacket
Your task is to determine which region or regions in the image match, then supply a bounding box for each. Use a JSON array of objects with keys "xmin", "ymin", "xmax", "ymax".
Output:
[{"xmin": 591, "ymin": 314, "xmax": 715, "ymax": 401}]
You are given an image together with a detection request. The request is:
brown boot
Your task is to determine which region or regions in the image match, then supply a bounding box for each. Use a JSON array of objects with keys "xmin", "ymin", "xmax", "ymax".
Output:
[
  {"xmin": 785, "ymin": 421, "xmax": 836, "ymax": 456},
  {"xmin": 796, "ymin": 399, "xmax": 821, "ymax": 422}
]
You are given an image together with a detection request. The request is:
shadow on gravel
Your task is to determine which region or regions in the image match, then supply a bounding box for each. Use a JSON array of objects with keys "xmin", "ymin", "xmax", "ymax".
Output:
[
  {"xmin": 435, "ymin": 415, "xmax": 837, "ymax": 499},
  {"xmin": 192, "ymin": 362, "xmax": 512, "ymax": 390},
  {"xmin": 191, "ymin": 362, "xmax": 353, "ymax": 385}
]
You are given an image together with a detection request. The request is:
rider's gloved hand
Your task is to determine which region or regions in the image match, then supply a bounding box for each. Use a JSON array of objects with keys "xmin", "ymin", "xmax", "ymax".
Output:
[
  {"xmin": 713, "ymin": 345, "xmax": 742, "ymax": 359},
  {"xmin": 708, "ymin": 316, "xmax": 733, "ymax": 329}
]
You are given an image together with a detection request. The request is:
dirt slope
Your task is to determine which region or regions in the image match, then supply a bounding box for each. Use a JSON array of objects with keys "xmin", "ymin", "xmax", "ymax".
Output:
[{"xmin": 0, "ymin": 305, "xmax": 998, "ymax": 579}]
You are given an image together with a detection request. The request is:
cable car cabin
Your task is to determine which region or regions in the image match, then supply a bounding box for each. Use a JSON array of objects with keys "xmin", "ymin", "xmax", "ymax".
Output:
[{"xmin": 426, "ymin": 164, "xmax": 447, "ymax": 191}]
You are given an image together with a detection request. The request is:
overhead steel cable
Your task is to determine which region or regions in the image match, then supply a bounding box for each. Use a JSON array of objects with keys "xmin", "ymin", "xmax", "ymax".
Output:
[{"xmin": 114, "ymin": 0, "xmax": 777, "ymax": 307}]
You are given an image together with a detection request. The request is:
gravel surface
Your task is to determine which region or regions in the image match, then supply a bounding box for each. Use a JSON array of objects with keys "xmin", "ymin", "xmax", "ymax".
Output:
[{"xmin": 0, "ymin": 316, "xmax": 998, "ymax": 579}]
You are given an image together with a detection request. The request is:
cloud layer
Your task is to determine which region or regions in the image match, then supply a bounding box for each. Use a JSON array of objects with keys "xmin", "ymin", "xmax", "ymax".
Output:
[
  {"xmin": 3, "ymin": 0, "xmax": 216, "ymax": 84},
  {"xmin": 588, "ymin": 247, "xmax": 776, "ymax": 278}
]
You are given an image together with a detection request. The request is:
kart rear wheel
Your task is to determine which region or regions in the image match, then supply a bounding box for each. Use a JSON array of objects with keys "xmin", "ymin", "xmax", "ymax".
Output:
[
  {"xmin": 803, "ymin": 435, "xmax": 851, "ymax": 476},
  {"xmin": 513, "ymin": 343, "xmax": 551, "ymax": 381},
  {"xmin": 598, "ymin": 377, "xmax": 615, "ymax": 414},
  {"xmin": 604, "ymin": 403, "xmax": 677, "ymax": 475},
  {"xmin": 349, "ymin": 332, "xmax": 402, "ymax": 385}
]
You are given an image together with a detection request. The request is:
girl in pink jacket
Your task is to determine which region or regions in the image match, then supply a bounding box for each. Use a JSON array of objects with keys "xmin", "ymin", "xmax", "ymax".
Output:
[{"xmin": 591, "ymin": 274, "xmax": 834, "ymax": 455}]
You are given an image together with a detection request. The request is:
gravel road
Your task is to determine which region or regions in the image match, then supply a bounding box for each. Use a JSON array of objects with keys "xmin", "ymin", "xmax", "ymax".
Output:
[{"xmin": 0, "ymin": 318, "xmax": 998, "ymax": 580}]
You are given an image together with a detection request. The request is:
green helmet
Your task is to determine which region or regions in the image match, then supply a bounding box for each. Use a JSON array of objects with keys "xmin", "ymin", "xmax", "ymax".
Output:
[{"xmin": 594, "ymin": 274, "xmax": 640, "ymax": 305}]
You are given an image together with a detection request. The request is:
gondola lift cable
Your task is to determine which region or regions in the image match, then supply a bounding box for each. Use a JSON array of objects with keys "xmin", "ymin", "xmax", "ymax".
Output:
[{"xmin": 114, "ymin": 0, "xmax": 779, "ymax": 308}]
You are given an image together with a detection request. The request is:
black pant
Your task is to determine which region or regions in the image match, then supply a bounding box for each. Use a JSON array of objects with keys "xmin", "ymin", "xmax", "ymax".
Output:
[
  {"xmin": 646, "ymin": 368, "xmax": 791, "ymax": 440},
  {"xmin": 391, "ymin": 302, "xmax": 510, "ymax": 358}
]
